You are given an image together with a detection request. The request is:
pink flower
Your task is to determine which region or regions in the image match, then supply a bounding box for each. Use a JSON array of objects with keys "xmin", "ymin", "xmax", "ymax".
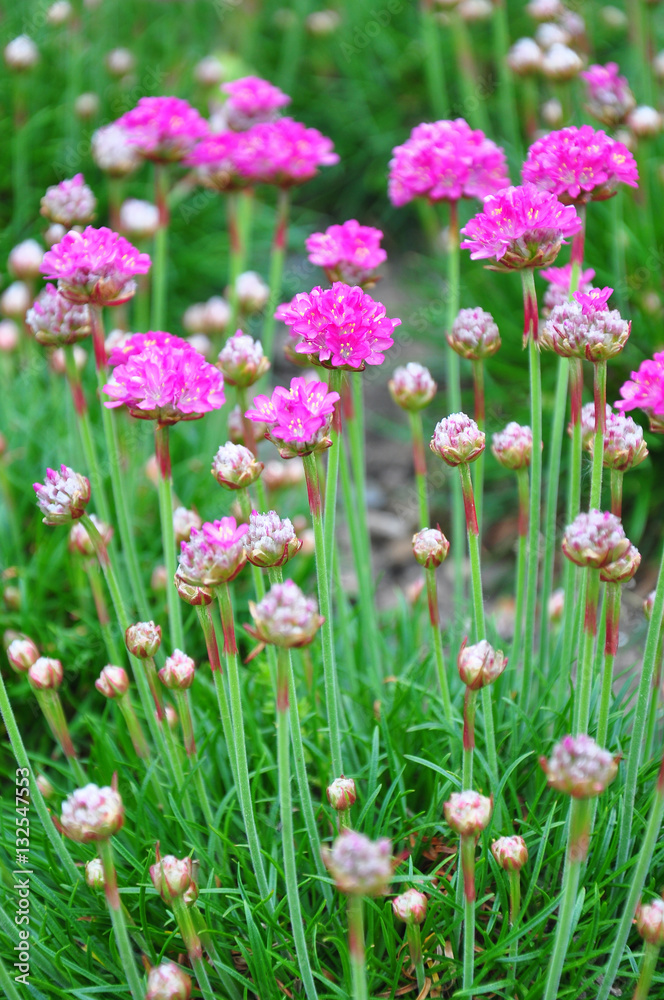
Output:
[
  {"xmin": 178, "ymin": 517, "xmax": 248, "ymax": 587},
  {"xmin": 388, "ymin": 118, "xmax": 509, "ymax": 207},
  {"xmin": 540, "ymin": 262, "xmax": 596, "ymax": 311},
  {"xmin": 184, "ymin": 131, "xmax": 244, "ymax": 191},
  {"xmin": 275, "ymin": 282, "xmax": 400, "ymax": 369},
  {"xmin": 26, "ymin": 283, "xmax": 91, "ymax": 346},
  {"xmin": 460, "ymin": 183, "xmax": 582, "ymax": 270},
  {"xmin": 40, "ymin": 173, "xmax": 97, "ymax": 226},
  {"xmin": 305, "ymin": 219, "xmax": 387, "ymax": 285},
  {"xmin": 33, "ymin": 464, "xmax": 90, "ymax": 524},
  {"xmin": 522, "ymin": 126, "xmax": 638, "ymax": 203},
  {"xmin": 574, "ymin": 287, "xmax": 613, "ymax": 314},
  {"xmin": 116, "ymin": 96, "xmax": 209, "ymax": 162},
  {"xmin": 231, "ymin": 118, "xmax": 339, "ymax": 186},
  {"xmin": 246, "ymin": 376, "xmax": 340, "ymax": 458},
  {"xmin": 542, "ymin": 288, "xmax": 631, "ymax": 361},
  {"xmin": 107, "ymin": 330, "xmax": 189, "ymax": 367},
  {"xmin": 580, "ymin": 63, "xmax": 635, "ymax": 126},
  {"xmin": 103, "ymin": 334, "xmax": 225, "ymax": 424},
  {"xmin": 616, "ymin": 351, "xmax": 664, "ymax": 431},
  {"xmin": 222, "ymin": 75, "xmax": 291, "ymax": 129},
  {"xmin": 40, "ymin": 226, "xmax": 151, "ymax": 306}
]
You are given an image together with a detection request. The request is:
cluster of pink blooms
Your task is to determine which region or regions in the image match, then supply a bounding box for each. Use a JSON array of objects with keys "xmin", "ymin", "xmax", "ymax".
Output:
[
  {"xmin": 33, "ymin": 465, "xmax": 90, "ymax": 525},
  {"xmin": 580, "ymin": 63, "xmax": 635, "ymax": 126},
  {"xmin": 542, "ymin": 287, "xmax": 631, "ymax": 361},
  {"xmin": 541, "ymin": 734, "xmax": 618, "ymax": 798},
  {"xmin": 305, "ymin": 219, "xmax": 387, "ymax": 285},
  {"xmin": 616, "ymin": 351, "xmax": 664, "ymax": 432},
  {"xmin": 460, "ymin": 183, "xmax": 582, "ymax": 269},
  {"xmin": 388, "ymin": 119, "xmax": 509, "ymax": 206},
  {"xmin": 178, "ymin": 517, "xmax": 248, "ymax": 587},
  {"xmin": 103, "ymin": 332, "xmax": 225, "ymax": 423},
  {"xmin": 275, "ymin": 282, "xmax": 400, "ymax": 369},
  {"xmin": 246, "ymin": 376, "xmax": 340, "ymax": 457},
  {"xmin": 222, "ymin": 75, "xmax": 291, "ymax": 129},
  {"xmin": 541, "ymin": 263, "xmax": 596, "ymax": 311},
  {"xmin": 40, "ymin": 173, "xmax": 97, "ymax": 226},
  {"xmin": 40, "ymin": 227, "xmax": 151, "ymax": 306},
  {"xmin": 247, "ymin": 579, "xmax": 323, "ymax": 648},
  {"xmin": 562, "ymin": 509, "xmax": 629, "ymax": 569},
  {"xmin": 115, "ymin": 96, "xmax": 209, "ymax": 161},
  {"xmin": 522, "ymin": 126, "xmax": 638, "ymax": 203},
  {"xmin": 26, "ymin": 283, "xmax": 91, "ymax": 346}
]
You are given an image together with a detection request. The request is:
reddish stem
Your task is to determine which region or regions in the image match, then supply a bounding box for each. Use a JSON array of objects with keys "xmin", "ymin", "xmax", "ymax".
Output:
[
  {"xmin": 154, "ymin": 424, "xmax": 171, "ymax": 480},
  {"xmin": 460, "ymin": 465, "xmax": 479, "ymax": 537},
  {"xmin": 425, "ymin": 569, "xmax": 439, "ymax": 628},
  {"xmin": 304, "ymin": 457, "xmax": 322, "ymax": 518}
]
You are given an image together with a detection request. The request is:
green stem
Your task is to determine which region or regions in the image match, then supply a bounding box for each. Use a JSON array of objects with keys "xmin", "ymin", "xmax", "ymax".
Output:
[
  {"xmin": 511, "ymin": 469, "xmax": 529, "ymax": 690},
  {"xmin": 425, "ymin": 567, "xmax": 454, "ymax": 729},
  {"xmin": 589, "ymin": 361, "xmax": 607, "ymax": 510},
  {"xmin": 491, "ymin": 0, "xmax": 521, "ymax": 155},
  {"xmin": 611, "ymin": 468, "xmax": 624, "ymax": 518},
  {"xmin": 406, "ymin": 923, "xmax": 425, "ymax": 992},
  {"xmin": 348, "ymin": 894, "xmax": 368, "ymax": 1000},
  {"xmin": 560, "ymin": 359, "xmax": 584, "ymax": 714},
  {"xmin": 508, "ymin": 868, "xmax": 520, "ymax": 928},
  {"xmin": 97, "ymin": 839, "xmax": 143, "ymax": 1000},
  {"xmin": 597, "ymin": 583, "xmax": 620, "ymax": 746},
  {"xmin": 63, "ymin": 344, "xmax": 111, "ymax": 525},
  {"xmin": 261, "ymin": 188, "xmax": 290, "ymax": 362},
  {"xmin": 86, "ymin": 562, "xmax": 124, "ymax": 664},
  {"xmin": 35, "ymin": 689, "xmax": 87, "ymax": 784},
  {"xmin": 445, "ymin": 202, "xmax": 465, "ymax": 642},
  {"xmin": 171, "ymin": 896, "xmax": 216, "ymax": 1000},
  {"xmin": 420, "ymin": 2, "xmax": 448, "ymax": 119},
  {"xmin": 574, "ymin": 569, "xmax": 601, "ymax": 734},
  {"xmin": 151, "ymin": 163, "xmax": 169, "ymax": 331},
  {"xmin": 522, "ymin": 274, "xmax": 542, "ymax": 718},
  {"xmin": 461, "ymin": 834, "xmax": 476, "ymax": 995},
  {"xmin": 323, "ymin": 370, "xmax": 344, "ymax": 583},
  {"xmin": 302, "ymin": 452, "xmax": 343, "ymax": 777},
  {"xmin": 472, "ymin": 360, "xmax": 485, "ymax": 537},
  {"xmin": 226, "ymin": 191, "xmax": 254, "ymax": 334},
  {"xmin": 154, "ymin": 424, "xmax": 184, "ymax": 650},
  {"xmin": 633, "ymin": 941, "xmax": 660, "ymax": 1000},
  {"xmin": 408, "ymin": 410, "xmax": 429, "ymax": 528}
]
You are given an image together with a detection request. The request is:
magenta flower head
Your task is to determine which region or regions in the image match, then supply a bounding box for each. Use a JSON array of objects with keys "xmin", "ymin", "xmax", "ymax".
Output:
[
  {"xmin": 178, "ymin": 518, "xmax": 248, "ymax": 587},
  {"xmin": 541, "ymin": 263, "xmax": 596, "ymax": 313},
  {"xmin": 392, "ymin": 888, "xmax": 428, "ymax": 925},
  {"xmin": 448, "ymin": 307, "xmax": 501, "ymax": 360},
  {"xmin": 211, "ymin": 442, "xmax": 264, "ymax": 491},
  {"xmin": 599, "ymin": 410, "xmax": 648, "ymax": 471},
  {"xmin": 305, "ymin": 219, "xmax": 387, "ymax": 286},
  {"xmin": 616, "ymin": 351, "xmax": 664, "ymax": 432},
  {"xmin": 431, "ymin": 413, "xmax": 485, "ymax": 466},
  {"xmin": 184, "ymin": 131, "xmax": 245, "ymax": 192},
  {"xmin": 146, "ymin": 961, "xmax": 192, "ymax": 1000},
  {"xmin": 388, "ymin": 118, "xmax": 509, "ymax": 207},
  {"xmin": 33, "ymin": 464, "xmax": 90, "ymax": 525},
  {"xmin": 125, "ymin": 621, "xmax": 162, "ymax": 658},
  {"xmin": 327, "ymin": 776, "xmax": 357, "ymax": 811},
  {"xmin": 222, "ymin": 75, "xmax": 291, "ymax": 130},
  {"xmin": 636, "ymin": 898, "xmax": 664, "ymax": 946},
  {"xmin": 26, "ymin": 283, "xmax": 91, "ymax": 347},
  {"xmin": 150, "ymin": 847, "xmax": 193, "ymax": 902},
  {"xmin": 217, "ymin": 330, "xmax": 270, "ymax": 387},
  {"xmin": 540, "ymin": 734, "xmax": 618, "ymax": 798},
  {"xmin": 245, "ymin": 579, "xmax": 323, "ymax": 647},
  {"xmin": 40, "ymin": 173, "xmax": 97, "ymax": 226},
  {"xmin": 232, "ymin": 117, "xmax": 339, "ymax": 186},
  {"xmin": 541, "ymin": 287, "xmax": 630, "ymax": 361},
  {"xmin": 460, "ymin": 183, "xmax": 582, "ymax": 271},
  {"xmin": 6, "ymin": 636, "xmax": 40, "ymax": 673},
  {"xmin": 412, "ymin": 527, "xmax": 450, "ymax": 569},
  {"xmin": 580, "ymin": 63, "xmax": 635, "ymax": 126},
  {"xmin": 388, "ymin": 363, "xmax": 437, "ymax": 412},
  {"xmin": 562, "ymin": 509, "xmax": 629, "ymax": 569},
  {"xmin": 491, "ymin": 835, "xmax": 528, "ymax": 872},
  {"xmin": 276, "ymin": 282, "xmax": 400, "ymax": 370},
  {"xmin": 492, "ymin": 422, "xmax": 533, "ymax": 470},
  {"xmin": 599, "ymin": 542, "xmax": 641, "ymax": 584},
  {"xmin": 103, "ymin": 334, "xmax": 225, "ymax": 424},
  {"xmin": 40, "ymin": 227, "xmax": 151, "ymax": 306},
  {"xmin": 95, "ymin": 665, "xmax": 130, "ymax": 699},
  {"xmin": 444, "ymin": 790, "xmax": 492, "ymax": 837},
  {"xmin": 245, "ymin": 510, "xmax": 302, "ymax": 568},
  {"xmin": 115, "ymin": 96, "xmax": 209, "ymax": 162},
  {"xmin": 28, "ymin": 656, "xmax": 63, "ymax": 691},
  {"xmin": 322, "ymin": 829, "xmax": 393, "ymax": 896},
  {"xmin": 59, "ymin": 783, "xmax": 124, "ymax": 842},
  {"xmin": 457, "ymin": 638, "xmax": 506, "ymax": 690},
  {"xmin": 245, "ymin": 376, "xmax": 340, "ymax": 459},
  {"xmin": 522, "ymin": 126, "xmax": 638, "ymax": 204},
  {"xmin": 159, "ymin": 650, "xmax": 195, "ymax": 690}
]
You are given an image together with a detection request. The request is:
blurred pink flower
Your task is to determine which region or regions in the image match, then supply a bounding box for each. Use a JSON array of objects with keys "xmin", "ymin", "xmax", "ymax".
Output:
[
  {"xmin": 40, "ymin": 173, "xmax": 97, "ymax": 226},
  {"xmin": 522, "ymin": 126, "xmax": 638, "ymax": 203},
  {"xmin": 540, "ymin": 262, "xmax": 596, "ymax": 311},
  {"xmin": 116, "ymin": 96, "xmax": 209, "ymax": 162},
  {"xmin": 26, "ymin": 283, "xmax": 91, "ymax": 346},
  {"xmin": 222, "ymin": 75, "xmax": 291, "ymax": 129},
  {"xmin": 580, "ymin": 63, "xmax": 635, "ymax": 126},
  {"xmin": 305, "ymin": 219, "xmax": 386, "ymax": 285},
  {"xmin": 178, "ymin": 517, "xmax": 248, "ymax": 587},
  {"xmin": 231, "ymin": 118, "xmax": 339, "ymax": 186},
  {"xmin": 184, "ymin": 130, "xmax": 244, "ymax": 191},
  {"xmin": 40, "ymin": 226, "xmax": 151, "ymax": 306},
  {"xmin": 616, "ymin": 351, "xmax": 664, "ymax": 431}
]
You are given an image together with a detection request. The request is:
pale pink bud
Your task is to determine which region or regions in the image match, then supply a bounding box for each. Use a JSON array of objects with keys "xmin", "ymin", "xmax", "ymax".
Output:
[
  {"xmin": 174, "ymin": 572, "xmax": 215, "ymax": 607},
  {"xmin": 95, "ymin": 665, "xmax": 129, "ymax": 699},
  {"xmin": 457, "ymin": 638, "xmax": 506, "ymax": 690},
  {"xmin": 187, "ymin": 334, "xmax": 213, "ymax": 359},
  {"xmin": 36, "ymin": 774, "xmax": 54, "ymax": 799},
  {"xmin": 449, "ymin": 307, "xmax": 501, "ymax": 361},
  {"xmin": 91, "ymin": 124, "xmax": 141, "ymax": 177},
  {"xmin": 601, "ymin": 410, "xmax": 648, "ymax": 471},
  {"xmin": 182, "ymin": 302, "xmax": 207, "ymax": 333},
  {"xmin": 535, "ymin": 23, "xmax": 570, "ymax": 49},
  {"xmin": 1, "ymin": 281, "xmax": 31, "ymax": 317},
  {"xmin": 327, "ymin": 776, "xmax": 357, "ymax": 811},
  {"xmin": 40, "ymin": 174, "xmax": 97, "ymax": 227},
  {"xmin": 306, "ymin": 10, "xmax": 341, "ymax": 35},
  {"xmin": 60, "ymin": 783, "xmax": 124, "ymax": 842},
  {"xmin": 164, "ymin": 704, "xmax": 178, "ymax": 729},
  {"xmin": 526, "ymin": 0, "xmax": 563, "ymax": 20},
  {"xmin": 173, "ymin": 506, "xmax": 202, "ymax": 545},
  {"xmin": 491, "ymin": 835, "xmax": 528, "ymax": 871},
  {"xmin": 388, "ymin": 363, "xmax": 437, "ymax": 412},
  {"xmin": 119, "ymin": 198, "xmax": 160, "ymax": 239},
  {"xmin": 105, "ymin": 47, "xmax": 135, "ymax": 77},
  {"xmin": 212, "ymin": 441, "xmax": 264, "ymax": 490},
  {"xmin": 644, "ymin": 590, "xmax": 657, "ymax": 620},
  {"xmin": 247, "ymin": 580, "xmax": 323, "ymax": 648},
  {"xmin": 8, "ymin": 239, "xmax": 44, "ymax": 280},
  {"xmin": 45, "ymin": 223, "xmax": 68, "ymax": 247},
  {"xmin": 599, "ymin": 542, "xmax": 641, "ymax": 583},
  {"xmin": 541, "ymin": 98, "xmax": 564, "ymax": 127},
  {"xmin": 74, "ymin": 92, "xmax": 100, "ymax": 121},
  {"xmin": 146, "ymin": 960, "xmax": 192, "ymax": 1000},
  {"xmin": 125, "ymin": 621, "xmax": 162, "ymax": 658},
  {"xmin": 0, "ymin": 319, "xmax": 19, "ymax": 351},
  {"xmin": 159, "ymin": 650, "xmax": 195, "ymax": 690},
  {"xmin": 492, "ymin": 423, "xmax": 533, "ymax": 470},
  {"xmin": 322, "ymin": 829, "xmax": 393, "ymax": 896},
  {"xmin": 85, "ymin": 857, "xmax": 106, "ymax": 889},
  {"xmin": 235, "ymin": 271, "xmax": 270, "ymax": 313},
  {"xmin": 194, "ymin": 56, "xmax": 224, "ymax": 87},
  {"xmin": 7, "ymin": 637, "xmax": 40, "ymax": 672},
  {"xmin": 562, "ymin": 510, "xmax": 630, "ymax": 569},
  {"xmin": 430, "ymin": 413, "xmax": 485, "ymax": 467},
  {"xmin": 183, "ymin": 879, "xmax": 199, "ymax": 907},
  {"xmin": 28, "ymin": 656, "xmax": 63, "ymax": 690},
  {"xmin": 3, "ymin": 585, "xmax": 20, "ymax": 611},
  {"xmin": 47, "ymin": 2, "xmax": 73, "ymax": 26},
  {"xmin": 151, "ymin": 565, "xmax": 168, "ymax": 591},
  {"xmin": 33, "ymin": 464, "xmax": 91, "ymax": 525},
  {"xmin": 636, "ymin": 898, "xmax": 664, "ymax": 945},
  {"xmin": 548, "ymin": 588, "xmax": 564, "ymax": 623},
  {"xmin": 218, "ymin": 330, "xmax": 270, "ymax": 387},
  {"xmin": 412, "ymin": 528, "xmax": 450, "ymax": 569},
  {"xmin": 244, "ymin": 510, "xmax": 302, "ymax": 567},
  {"xmin": 507, "ymin": 38, "xmax": 543, "ymax": 75},
  {"xmin": 458, "ymin": 0, "xmax": 492, "ymax": 22},
  {"xmin": 628, "ymin": 105, "xmax": 662, "ymax": 138},
  {"xmin": 542, "ymin": 43, "xmax": 582, "ymax": 80},
  {"xmin": 392, "ymin": 887, "xmax": 427, "ymax": 924},
  {"xmin": 444, "ymin": 790, "xmax": 492, "ymax": 836},
  {"xmin": 150, "ymin": 851, "xmax": 193, "ymax": 902},
  {"xmin": 69, "ymin": 515, "xmax": 113, "ymax": 556},
  {"xmin": 540, "ymin": 734, "xmax": 618, "ymax": 798},
  {"xmin": 4, "ymin": 35, "xmax": 39, "ymax": 71}
]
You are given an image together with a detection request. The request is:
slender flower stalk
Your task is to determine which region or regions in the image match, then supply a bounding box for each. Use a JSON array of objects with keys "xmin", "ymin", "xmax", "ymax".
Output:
[
  {"xmin": 261, "ymin": 188, "xmax": 290, "ymax": 361},
  {"xmin": 97, "ymin": 838, "xmax": 143, "ymax": 1000},
  {"xmin": 348, "ymin": 894, "xmax": 368, "ymax": 1000},
  {"xmin": 407, "ymin": 409, "xmax": 430, "ymax": 528},
  {"xmin": 596, "ymin": 546, "xmax": 640, "ymax": 744},
  {"xmin": 154, "ymin": 424, "xmax": 184, "ymax": 649},
  {"xmin": 86, "ymin": 562, "xmax": 124, "ymax": 664},
  {"xmin": 590, "ymin": 361, "xmax": 608, "ymax": 508},
  {"xmin": 151, "ymin": 163, "xmax": 169, "ymax": 330},
  {"xmin": 419, "ymin": 1, "xmax": 448, "ymax": 120},
  {"xmin": 323, "ymin": 369, "xmax": 344, "ymax": 580},
  {"xmin": 170, "ymin": 895, "xmax": 216, "ymax": 1000},
  {"xmin": 63, "ymin": 344, "xmax": 111, "ymax": 525},
  {"xmin": 446, "ymin": 202, "xmax": 465, "ymax": 640},
  {"xmin": 413, "ymin": 529, "xmax": 453, "ymax": 725}
]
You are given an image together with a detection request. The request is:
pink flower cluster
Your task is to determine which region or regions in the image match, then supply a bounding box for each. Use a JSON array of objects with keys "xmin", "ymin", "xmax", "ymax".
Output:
[
  {"xmin": 116, "ymin": 96, "xmax": 209, "ymax": 162},
  {"xmin": 184, "ymin": 131, "xmax": 243, "ymax": 191},
  {"xmin": 541, "ymin": 262, "xmax": 596, "ymax": 311},
  {"xmin": 460, "ymin": 183, "xmax": 582, "ymax": 270},
  {"xmin": 580, "ymin": 63, "xmax": 635, "ymax": 126},
  {"xmin": 40, "ymin": 173, "xmax": 97, "ymax": 226},
  {"xmin": 246, "ymin": 376, "xmax": 340, "ymax": 457},
  {"xmin": 388, "ymin": 118, "xmax": 509, "ymax": 207},
  {"xmin": 26, "ymin": 283, "xmax": 91, "ymax": 346},
  {"xmin": 275, "ymin": 282, "xmax": 400, "ymax": 369},
  {"xmin": 222, "ymin": 75, "xmax": 291, "ymax": 129},
  {"xmin": 106, "ymin": 330, "xmax": 183, "ymax": 367},
  {"xmin": 616, "ymin": 351, "xmax": 664, "ymax": 432},
  {"xmin": 522, "ymin": 126, "xmax": 638, "ymax": 203},
  {"xmin": 178, "ymin": 517, "xmax": 248, "ymax": 587},
  {"xmin": 305, "ymin": 219, "xmax": 387, "ymax": 285},
  {"xmin": 40, "ymin": 227, "xmax": 151, "ymax": 306},
  {"xmin": 103, "ymin": 332, "xmax": 225, "ymax": 424}
]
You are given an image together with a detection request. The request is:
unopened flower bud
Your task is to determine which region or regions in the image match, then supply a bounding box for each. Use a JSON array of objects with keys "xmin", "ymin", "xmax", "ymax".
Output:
[
  {"xmin": 33, "ymin": 464, "xmax": 90, "ymax": 525},
  {"xmin": 47, "ymin": 1, "xmax": 73, "ymax": 25},
  {"xmin": 36, "ymin": 774, "xmax": 54, "ymax": 799},
  {"xmin": 636, "ymin": 898, "xmax": 664, "ymax": 946},
  {"xmin": 599, "ymin": 542, "xmax": 641, "ymax": 583},
  {"xmin": 457, "ymin": 638, "xmax": 506, "ymax": 689},
  {"xmin": 212, "ymin": 441, "xmax": 264, "ymax": 490},
  {"xmin": 322, "ymin": 829, "xmax": 393, "ymax": 896},
  {"xmin": 244, "ymin": 510, "xmax": 302, "ymax": 567},
  {"xmin": 74, "ymin": 92, "xmax": 100, "ymax": 121},
  {"xmin": 146, "ymin": 960, "xmax": 192, "ymax": 1000},
  {"xmin": 92, "ymin": 124, "xmax": 141, "ymax": 177},
  {"xmin": 95, "ymin": 665, "xmax": 129, "ymax": 699},
  {"xmin": 40, "ymin": 173, "xmax": 97, "ymax": 227},
  {"xmin": 0, "ymin": 319, "xmax": 19, "ymax": 351},
  {"xmin": 164, "ymin": 704, "xmax": 178, "ymax": 729},
  {"xmin": 28, "ymin": 656, "xmax": 63, "ymax": 690},
  {"xmin": 327, "ymin": 776, "xmax": 357, "ymax": 811},
  {"xmin": 8, "ymin": 239, "xmax": 44, "ymax": 280},
  {"xmin": 431, "ymin": 413, "xmax": 485, "ymax": 467},
  {"xmin": 412, "ymin": 527, "xmax": 450, "ymax": 569},
  {"xmin": 246, "ymin": 580, "xmax": 323, "ymax": 648},
  {"xmin": 45, "ymin": 223, "xmax": 68, "ymax": 247},
  {"xmin": 549, "ymin": 588, "xmax": 564, "ymax": 623},
  {"xmin": 3, "ymin": 585, "xmax": 21, "ymax": 610},
  {"xmin": 218, "ymin": 330, "xmax": 270, "ymax": 388},
  {"xmin": 388, "ymin": 363, "xmax": 437, "ymax": 411},
  {"xmin": 535, "ymin": 22, "xmax": 570, "ymax": 49},
  {"xmin": 540, "ymin": 734, "xmax": 618, "ymax": 798},
  {"xmin": 392, "ymin": 887, "xmax": 428, "ymax": 924},
  {"xmin": 60, "ymin": 783, "xmax": 124, "ymax": 842},
  {"xmin": 628, "ymin": 105, "xmax": 663, "ymax": 138},
  {"xmin": 7, "ymin": 637, "xmax": 40, "ymax": 672},
  {"xmin": 448, "ymin": 308, "xmax": 501, "ymax": 361},
  {"xmin": 492, "ymin": 423, "xmax": 533, "ymax": 470},
  {"xmin": 105, "ymin": 47, "xmax": 135, "ymax": 77},
  {"xmin": 150, "ymin": 850, "xmax": 193, "ymax": 902},
  {"xmin": 491, "ymin": 835, "xmax": 528, "ymax": 871},
  {"xmin": 69, "ymin": 515, "xmax": 113, "ymax": 556},
  {"xmin": 444, "ymin": 790, "xmax": 492, "ymax": 836},
  {"xmin": 173, "ymin": 506, "xmax": 202, "ymax": 545},
  {"xmin": 159, "ymin": 650, "xmax": 195, "ymax": 690},
  {"xmin": 644, "ymin": 590, "xmax": 657, "ymax": 620},
  {"xmin": 1, "ymin": 281, "xmax": 31, "ymax": 317},
  {"xmin": 235, "ymin": 271, "xmax": 270, "ymax": 313},
  {"xmin": 541, "ymin": 97, "xmax": 563, "ymax": 127},
  {"xmin": 600, "ymin": 410, "xmax": 648, "ymax": 471},
  {"xmin": 119, "ymin": 198, "xmax": 160, "ymax": 240},
  {"xmin": 562, "ymin": 509, "xmax": 630, "ymax": 569},
  {"xmin": 4, "ymin": 35, "xmax": 39, "ymax": 71},
  {"xmin": 85, "ymin": 857, "xmax": 106, "ymax": 889},
  {"xmin": 174, "ymin": 572, "xmax": 214, "ymax": 606},
  {"xmin": 125, "ymin": 621, "xmax": 162, "ymax": 658},
  {"xmin": 526, "ymin": 0, "xmax": 563, "ymax": 20},
  {"xmin": 507, "ymin": 37, "xmax": 543, "ymax": 75},
  {"xmin": 194, "ymin": 55, "xmax": 224, "ymax": 87},
  {"xmin": 542, "ymin": 43, "xmax": 582, "ymax": 80}
]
